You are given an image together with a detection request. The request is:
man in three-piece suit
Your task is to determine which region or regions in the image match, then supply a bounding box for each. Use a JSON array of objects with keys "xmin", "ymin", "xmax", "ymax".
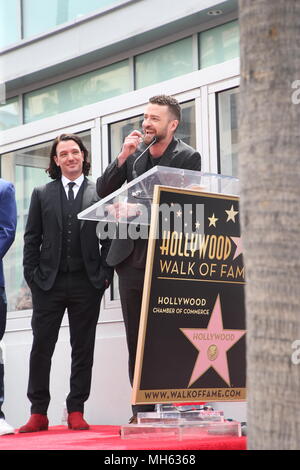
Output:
[
  {"xmin": 97, "ymin": 95, "xmax": 201, "ymax": 421},
  {"xmin": 0, "ymin": 179, "xmax": 17, "ymax": 435},
  {"xmin": 20, "ymin": 134, "xmax": 113, "ymax": 433}
]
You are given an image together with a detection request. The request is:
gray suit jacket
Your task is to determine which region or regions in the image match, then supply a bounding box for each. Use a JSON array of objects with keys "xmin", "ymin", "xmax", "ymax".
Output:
[
  {"xmin": 96, "ymin": 138, "xmax": 201, "ymax": 267},
  {"xmin": 24, "ymin": 177, "xmax": 113, "ymax": 290}
]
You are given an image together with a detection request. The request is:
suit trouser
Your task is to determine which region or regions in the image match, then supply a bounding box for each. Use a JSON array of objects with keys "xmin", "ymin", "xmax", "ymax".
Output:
[
  {"xmin": 117, "ymin": 265, "xmax": 155, "ymax": 415},
  {"xmin": 28, "ymin": 270, "xmax": 104, "ymax": 415},
  {"xmin": 0, "ymin": 287, "xmax": 7, "ymax": 419}
]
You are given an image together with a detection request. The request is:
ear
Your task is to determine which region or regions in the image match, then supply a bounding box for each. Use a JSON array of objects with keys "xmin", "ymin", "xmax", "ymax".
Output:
[
  {"xmin": 54, "ymin": 156, "xmax": 60, "ymax": 167},
  {"xmin": 170, "ymin": 120, "xmax": 179, "ymax": 133}
]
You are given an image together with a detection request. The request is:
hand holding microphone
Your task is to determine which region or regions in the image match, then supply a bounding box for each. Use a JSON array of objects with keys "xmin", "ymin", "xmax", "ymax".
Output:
[
  {"xmin": 117, "ymin": 130, "xmax": 159, "ymax": 168},
  {"xmin": 117, "ymin": 130, "xmax": 144, "ymax": 167}
]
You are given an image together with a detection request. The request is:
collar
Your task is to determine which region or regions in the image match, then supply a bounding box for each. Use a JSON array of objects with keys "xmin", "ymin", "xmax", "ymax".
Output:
[{"xmin": 61, "ymin": 174, "xmax": 84, "ymax": 188}]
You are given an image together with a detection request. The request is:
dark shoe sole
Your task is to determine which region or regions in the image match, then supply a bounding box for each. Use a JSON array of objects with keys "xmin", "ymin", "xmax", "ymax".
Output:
[{"xmin": 19, "ymin": 426, "xmax": 48, "ymax": 433}]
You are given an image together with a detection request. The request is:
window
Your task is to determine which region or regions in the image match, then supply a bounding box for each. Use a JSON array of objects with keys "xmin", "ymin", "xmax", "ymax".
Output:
[
  {"xmin": 135, "ymin": 37, "xmax": 194, "ymax": 89},
  {"xmin": 1, "ymin": 18, "xmax": 240, "ymax": 131},
  {"xmin": 1, "ymin": 130, "xmax": 91, "ymax": 312},
  {"xmin": 0, "ymin": 97, "xmax": 20, "ymax": 131},
  {"xmin": 217, "ymin": 88, "xmax": 239, "ymax": 177},
  {"xmin": 199, "ymin": 20, "xmax": 239, "ymax": 69},
  {"xmin": 24, "ymin": 60, "xmax": 131, "ymax": 123},
  {"xmin": 22, "ymin": 0, "xmax": 122, "ymax": 38},
  {"xmin": 0, "ymin": 0, "xmax": 20, "ymax": 48}
]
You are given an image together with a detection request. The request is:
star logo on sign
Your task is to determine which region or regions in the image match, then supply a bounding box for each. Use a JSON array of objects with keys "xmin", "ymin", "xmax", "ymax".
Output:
[
  {"xmin": 225, "ymin": 205, "xmax": 239, "ymax": 222},
  {"xmin": 181, "ymin": 295, "xmax": 246, "ymax": 387},
  {"xmin": 208, "ymin": 213, "xmax": 218, "ymax": 227}
]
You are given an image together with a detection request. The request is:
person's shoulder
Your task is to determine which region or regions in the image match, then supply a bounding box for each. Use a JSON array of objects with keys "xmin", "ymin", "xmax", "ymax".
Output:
[
  {"xmin": 0, "ymin": 178, "xmax": 14, "ymax": 191},
  {"xmin": 84, "ymin": 176, "xmax": 96, "ymax": 188},
  {"xmin": 83, "ymin": 177, "xmax": 100, "ymax": 200},
  {"xmin": 32, "ymin": 179, "xmax": 59, "ymax": 196},
  {"xmin": 175, "ymin": 138, "xmax": 198, "ymax": 154}
]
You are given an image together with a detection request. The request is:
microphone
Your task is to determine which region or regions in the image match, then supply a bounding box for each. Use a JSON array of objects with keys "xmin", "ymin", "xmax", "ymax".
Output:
[{"xmin": 132, "ymin": 137, "xmax": 157, "ymax": 179}]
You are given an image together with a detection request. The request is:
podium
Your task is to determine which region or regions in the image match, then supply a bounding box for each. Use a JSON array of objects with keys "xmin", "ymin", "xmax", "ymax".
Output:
[
  {"xmin": 78, "ymin": 166, "xmax": 240, "ymax": 225},
  {"xmin": 79, "ymin": 167, "xmax": 245, "ymax": 439}
]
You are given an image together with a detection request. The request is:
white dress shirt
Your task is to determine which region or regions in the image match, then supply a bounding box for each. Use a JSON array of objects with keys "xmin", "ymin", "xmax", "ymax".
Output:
[{"xmin": 61, "ymin": 174, "xmax": 84, "ymax": 200}]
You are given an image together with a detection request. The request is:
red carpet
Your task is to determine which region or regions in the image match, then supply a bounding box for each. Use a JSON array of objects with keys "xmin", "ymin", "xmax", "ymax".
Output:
[{"xmin": 0, "ymin": 425, "xmax": 246, "ymax": 451}]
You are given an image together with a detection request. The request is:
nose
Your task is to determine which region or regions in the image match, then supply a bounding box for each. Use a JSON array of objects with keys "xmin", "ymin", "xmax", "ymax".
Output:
[{"xmin": 143, "ymin": 117, "xmax": 152, "ymax": 126}]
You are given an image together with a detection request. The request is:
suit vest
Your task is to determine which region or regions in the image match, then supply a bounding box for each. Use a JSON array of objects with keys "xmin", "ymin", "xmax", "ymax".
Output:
[{"xmin": 59, "ymin": 183, "xmax": 84, "ymax": 272}]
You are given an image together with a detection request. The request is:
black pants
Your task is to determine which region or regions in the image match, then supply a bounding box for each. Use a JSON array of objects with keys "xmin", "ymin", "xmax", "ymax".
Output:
[
  {"xmin": 0, "ymin": 287, "xmax": 7, "ymax": 419},
  {"xmin": 28, "ymin": 270, "xmax": 104, "ymax": 415},
  {"xmin": 117, "ymin": 266, "xmax": 155, "ymax": 415}
]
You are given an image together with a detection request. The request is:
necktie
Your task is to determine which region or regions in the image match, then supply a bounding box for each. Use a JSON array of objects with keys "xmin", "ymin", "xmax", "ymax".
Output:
[{"xmin": 68, "ymin": 182, "xmax": 76, "ymax": 202}]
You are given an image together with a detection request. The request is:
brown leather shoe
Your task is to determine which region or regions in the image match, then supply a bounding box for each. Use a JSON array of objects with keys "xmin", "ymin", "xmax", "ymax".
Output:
[
  {"xmin": 19, "ymin": 414, "xmax": 49, "ymax": 433},
  {"xmin": 67, "ymin": 412, "xmax": 89, "ymax": 430}
]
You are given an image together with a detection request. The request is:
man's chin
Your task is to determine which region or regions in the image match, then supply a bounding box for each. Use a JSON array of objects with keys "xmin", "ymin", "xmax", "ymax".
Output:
[
  {"xmin": 144, "ymin": 134, "xmax": 157, "ymax": 145},
  {"xmin": 63, "ymin": 169, "xmax": 82, "ymax": 180}
]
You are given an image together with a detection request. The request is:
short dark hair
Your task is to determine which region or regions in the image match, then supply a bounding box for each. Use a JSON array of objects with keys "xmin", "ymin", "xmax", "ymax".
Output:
[
  {"xmin": 149, "ymin": 94, "xmax": 181, "ymax": 123},
  {"xmin": 46, "ymin": 133, "xmax": 90, "ymax": 179}
]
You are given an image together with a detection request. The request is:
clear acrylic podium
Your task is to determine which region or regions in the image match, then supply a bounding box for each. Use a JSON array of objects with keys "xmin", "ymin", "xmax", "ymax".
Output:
[
  {"xmin": 78, "ymin": 166, "xmax": 242, "ymax": 439},
  {"xmin": 78, "ymin": 166, "xmax": 239, "ymax": 226}
]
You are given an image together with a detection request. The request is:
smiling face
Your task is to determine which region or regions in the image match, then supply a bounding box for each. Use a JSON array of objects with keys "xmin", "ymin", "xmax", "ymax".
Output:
[
  {"xmin": 142, "ymin": 103, "xmax": 179, "ymax": 145},
  {"xmin": 54, "ymin": 139, "xmax": 84, "ymax": 180}
]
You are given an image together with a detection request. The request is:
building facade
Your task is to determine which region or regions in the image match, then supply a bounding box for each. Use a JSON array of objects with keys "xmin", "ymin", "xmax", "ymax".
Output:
[{"xmin": 0, "ymin": 0, "xmax": 245, "ymax": 426}]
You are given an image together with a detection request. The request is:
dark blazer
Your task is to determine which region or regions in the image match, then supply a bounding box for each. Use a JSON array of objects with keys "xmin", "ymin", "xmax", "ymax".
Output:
[
  {"xmin": 24, "ymin": 177, "xmax": 113, "ymax": 291},
  {"xmin": 0, "ymin": 179, "xmax": 17, "ymax": 287},
  {"xmin": 96, "ymin": 137, "xmax": 201, "ymax": 266}
]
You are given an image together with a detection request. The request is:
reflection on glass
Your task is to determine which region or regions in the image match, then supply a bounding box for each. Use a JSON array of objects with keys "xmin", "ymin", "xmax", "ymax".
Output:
[
  {"xmin": 199, "ymin": 20, "xmax": 239, "ymax": 69},
  {"xmin": 0, "ymin": 97, "xmax": 20, "ymax": 131},
  {"xmin": 24, "ymin": 60, "xmax": 130, "ymax": 123},
  {"xmin": 107, "ymin": 101, "xmax": 196, "ymax": 300},
  {"xmin": 135, "ymin": 37, "xmax": 193, "ymax": 89},
  {"xmin": 217, "ymin": 88, "xmax": 238, "ymax": 177},
  {"xmin": 177, "ymin": 101, "xmax": 196, "ymax": 150},
  {"xmin": 0, "ymin": 0, "xmax": 20, "ymax": 48},
  {"xmin": 110, "ymin": 115, "xmax": 144, "ymax": 162},
  {"xmin": 23, "ymin": 0, "xmax": 121, "ymax": 38},
  {"xmin": 1, "ymin": 131, "xmax": 91, "ymax": 312}
]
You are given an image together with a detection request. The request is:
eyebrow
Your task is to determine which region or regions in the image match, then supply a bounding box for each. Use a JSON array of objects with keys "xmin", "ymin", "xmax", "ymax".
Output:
[
  {"xmin": 144, "ymin": 113, "xmax": 161, "ymax": 119},
  {"xmin": 58, "ymin": 147, "xmax": 81, "ymax": 154}
]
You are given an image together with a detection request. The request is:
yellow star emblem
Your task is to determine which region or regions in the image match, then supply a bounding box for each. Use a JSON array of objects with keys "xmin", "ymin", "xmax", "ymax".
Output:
[
  {"xmin": 225, "ymin": 205, "xmax": 238, "ymax": 222},
  {"xmin": 208, "ymin": 213, "xmax": 218, "ymax": 227}
]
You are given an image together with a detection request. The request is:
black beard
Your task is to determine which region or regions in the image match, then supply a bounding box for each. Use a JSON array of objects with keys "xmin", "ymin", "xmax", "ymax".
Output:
[{"xmin": 143, "ymin": 134, "xmax": 156, "ymax": 145}]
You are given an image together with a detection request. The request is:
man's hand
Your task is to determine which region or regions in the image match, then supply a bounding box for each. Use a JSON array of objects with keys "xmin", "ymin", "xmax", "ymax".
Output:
[
  {"xmin": 117, "ymin": 130, "xmax": 143, "ymax": 167},
  {"xmin": 104, "ymin": 201, "xmax": 141, "ymax": 220}
]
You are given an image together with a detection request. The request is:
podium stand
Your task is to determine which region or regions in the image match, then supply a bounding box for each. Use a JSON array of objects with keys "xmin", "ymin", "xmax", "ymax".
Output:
[{"xmin": 79, "ymin": 167, "xmax": 245, "ymax": 439}]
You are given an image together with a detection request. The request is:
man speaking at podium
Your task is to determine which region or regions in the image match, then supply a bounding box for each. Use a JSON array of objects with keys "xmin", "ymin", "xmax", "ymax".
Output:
[{"xmin": 97, "ymin": 95, "xmax": 201, "ymax": 422}]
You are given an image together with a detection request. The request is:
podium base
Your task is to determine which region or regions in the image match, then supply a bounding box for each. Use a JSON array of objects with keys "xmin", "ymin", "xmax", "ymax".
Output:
[{"xmin": 120, "ymin": 405, "xmax": 241, "ymax": 440}]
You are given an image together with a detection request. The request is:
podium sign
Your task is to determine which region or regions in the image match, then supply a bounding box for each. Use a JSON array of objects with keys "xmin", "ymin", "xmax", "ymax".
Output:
[{"xmin": 132, "ymin": 185, "xmax": 246, "ymax": 404}]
